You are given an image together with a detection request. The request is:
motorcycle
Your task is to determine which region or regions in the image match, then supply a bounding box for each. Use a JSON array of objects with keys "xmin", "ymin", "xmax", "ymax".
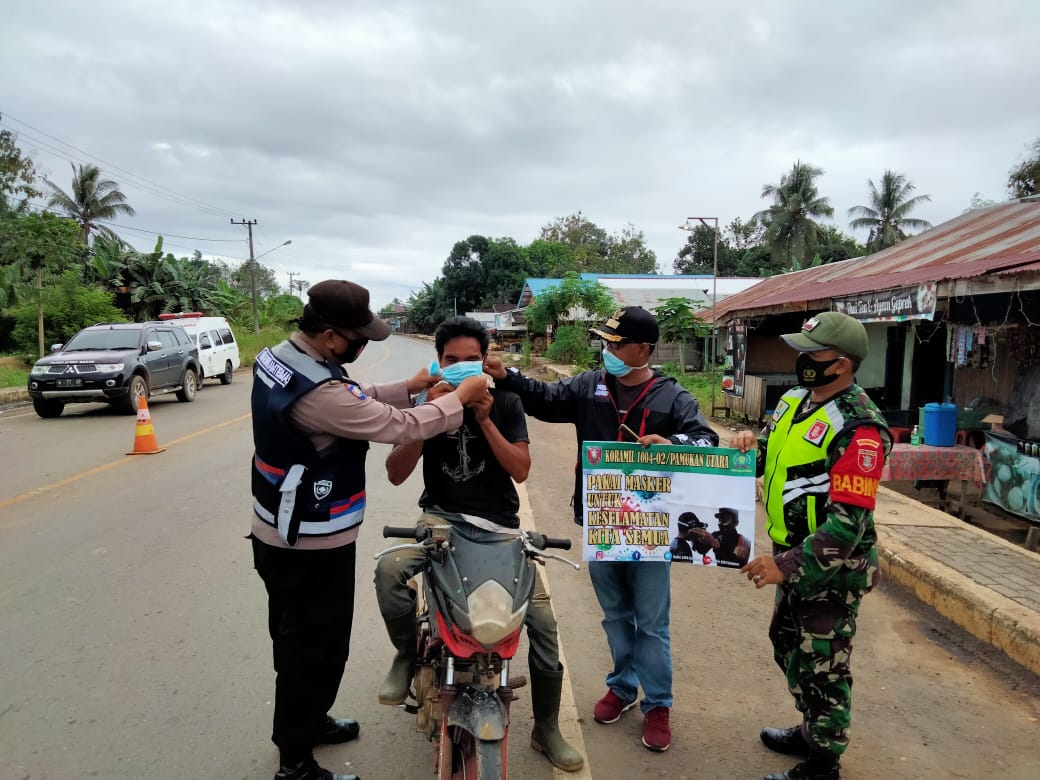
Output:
[{"xmin": 376, "ymin": 523, "xmax": 577, "ymax": 780}]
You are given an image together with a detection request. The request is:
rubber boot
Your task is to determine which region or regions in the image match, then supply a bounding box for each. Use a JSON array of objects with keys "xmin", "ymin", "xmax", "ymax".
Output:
[
  {"xmin": 378, "ymin": 613, "xmax": 417, "ymax": 705},
  {"xmin": 529, "ymin": 664, "xmax": 584, "ymax": 772}
]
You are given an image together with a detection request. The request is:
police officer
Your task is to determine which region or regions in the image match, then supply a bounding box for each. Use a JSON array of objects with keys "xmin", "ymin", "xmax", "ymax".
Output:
[
  {"xmin": 250, "ymin": 280, "xmax": 490, "ymax": 780},
  {"xmin": 735, "ymin": 312, "xmax": 891, "ymax": 780}
]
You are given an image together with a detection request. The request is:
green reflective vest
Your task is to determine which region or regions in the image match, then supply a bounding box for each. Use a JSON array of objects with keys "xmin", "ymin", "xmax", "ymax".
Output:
[{"xmin": 763, "ymin": 385, "xmax": 888, "ymax": 547}]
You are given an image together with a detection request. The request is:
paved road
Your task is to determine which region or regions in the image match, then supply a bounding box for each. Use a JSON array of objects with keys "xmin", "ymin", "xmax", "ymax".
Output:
[{"xmin": 1, "ymin": 334, "xmax": 1038, "ymax": 779}]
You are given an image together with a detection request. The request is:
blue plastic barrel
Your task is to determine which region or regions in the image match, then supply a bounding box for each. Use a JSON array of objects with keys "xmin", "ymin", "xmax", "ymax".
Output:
[{"xmin": 923, "ymin": 402, "xmax": 957, "ymax": 446}]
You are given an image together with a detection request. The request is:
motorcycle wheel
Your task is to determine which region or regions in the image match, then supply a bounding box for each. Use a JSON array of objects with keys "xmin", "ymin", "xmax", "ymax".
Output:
[{"xmin": 443, "ymin": 727, "xmax": 504, "ymax": 780}]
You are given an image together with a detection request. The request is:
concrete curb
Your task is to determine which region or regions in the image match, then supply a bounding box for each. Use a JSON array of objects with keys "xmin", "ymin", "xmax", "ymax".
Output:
[
  {"xmin": 877, "ymin": 520, "xmax": 1040, "ymax": 678},
  {"xmin": 0, "ymin": 386, "xmax": 29, "ymax": 404}
]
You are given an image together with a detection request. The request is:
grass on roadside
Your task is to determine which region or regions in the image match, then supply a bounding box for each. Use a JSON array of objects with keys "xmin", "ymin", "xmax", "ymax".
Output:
[{"xmin": 0, "ymin": 356, "xmax": 32, "ymax": 389}]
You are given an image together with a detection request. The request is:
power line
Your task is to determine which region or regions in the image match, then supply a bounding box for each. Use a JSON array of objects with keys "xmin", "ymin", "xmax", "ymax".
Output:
[
  {"xmin": 95, "ymin": 220, "xmax": 244, "ymax": 242},
  {"xmin": 0, "ymin": 112, "xmax": 240, "ymax": 219}
]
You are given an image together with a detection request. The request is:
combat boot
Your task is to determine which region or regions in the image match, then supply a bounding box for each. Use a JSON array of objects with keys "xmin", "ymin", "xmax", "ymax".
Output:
[
  {"xmin": 764, "ymin": 754, "xmax": 841, "ymax": 780},
  {"xmin": 760, "ymin": 725, "xmax": 810, "ymax": 756},
  {"xmin": 529, "ymin": 664, "xmax": 584, "ymax": 772},
  {"xmin": 378, "ymin": 613, "xmax": 417, "ymax": 705}
]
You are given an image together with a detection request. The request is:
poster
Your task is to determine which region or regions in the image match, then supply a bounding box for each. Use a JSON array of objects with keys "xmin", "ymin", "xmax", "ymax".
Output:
[
  {"xmin": 984, "ymin": 431, "xmax": 1040, "ymax": 521},
  {"xmin": 722, "ymin": 321, "xmax": 747, "ymax": 398},
  {"xmin": 581, "ymin": 442, "xmax": 757, "ymax": 567}
]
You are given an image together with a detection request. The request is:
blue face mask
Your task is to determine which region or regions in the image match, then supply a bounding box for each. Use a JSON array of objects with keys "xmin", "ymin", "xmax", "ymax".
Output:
[
  {"xmin": 440, "ymin": 360, "xmax": 485, "ymax": 387},
  {"xmin": 603, "ymin": 349, "xmax": 633, "ymax": 377}
]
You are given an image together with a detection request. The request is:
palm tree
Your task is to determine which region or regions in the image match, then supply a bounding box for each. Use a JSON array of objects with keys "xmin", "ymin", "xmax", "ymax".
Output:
[
  {"xmin": 753, "ymin": 160, "xmax": 834, "ymax": 269},
  {"xmin": 45, "ymin": 163, "xmax": 135, "ymax": 243},
  {"xmin": 848, "ymin": 170, "xmax": 932, "ymax": 252}
]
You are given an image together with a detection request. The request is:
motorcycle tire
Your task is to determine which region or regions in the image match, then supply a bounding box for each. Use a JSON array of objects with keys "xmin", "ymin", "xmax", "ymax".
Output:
[{"xmin": 443, "ymin": 727, "xmax": 505, "ymax": 780}]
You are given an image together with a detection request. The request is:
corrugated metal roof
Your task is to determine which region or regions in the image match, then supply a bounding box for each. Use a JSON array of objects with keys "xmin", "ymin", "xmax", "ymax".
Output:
[{"xmin": 714, "ymin": 200, "xmax": 1040, "ymax": 321}]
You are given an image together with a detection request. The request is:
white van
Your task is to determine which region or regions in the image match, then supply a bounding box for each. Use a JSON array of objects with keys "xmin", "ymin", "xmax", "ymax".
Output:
[{"xmin": 157, "ymin": 313, "xmax": 241, "ymax": 385}]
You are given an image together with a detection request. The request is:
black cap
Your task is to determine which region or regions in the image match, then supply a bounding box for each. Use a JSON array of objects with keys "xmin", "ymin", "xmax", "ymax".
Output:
[
  {"xmin": 589, "ymin": 306, "xmax": 659, "ymax": 344},
  {"xmin": 715, "ymin": 507, "xmax": 738, "ymax": 525},
  {"xmin": 307, "ymin": 280, "xmax": 391, "ymax": 341},
  {"xmin": 678, "ymin": 511, "xmax": 706, "ymax": 530}
]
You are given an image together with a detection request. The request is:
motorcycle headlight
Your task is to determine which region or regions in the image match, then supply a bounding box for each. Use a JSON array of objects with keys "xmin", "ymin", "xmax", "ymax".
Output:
[
  {"xmin": 94, "ymin": 363, "xmax": 125, "ymax": 373},
  {"xmin": 466, "ymin": 579, "xmax": 528, "ymax": 648}
]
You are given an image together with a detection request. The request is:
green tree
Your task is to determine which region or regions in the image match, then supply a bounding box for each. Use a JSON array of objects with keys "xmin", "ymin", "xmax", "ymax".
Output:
[
  {"xmin": 1008, "ymin": 137, "xmax": 1040, "ymax": 198},
  {"xmin": 523, "ymin": 272, "xmax": 615, "ymax": 336},
  {"xmin": 0, "ymin": 123, "xmax": 41, "ymax": 214},
  {"xmin": 847, "ymin": 170, "xmax": 932, "ymax": 252},
  {"xmin": 44, "ymin": 163, "xmax": 135, "ymax": 243},
  {"xmin": 965, "ymin": 192, "xmax": 999, "ymax": 211},
  {"xmin": 815, "ymin": 225, "xmax": 866, "ymax": 264},
  {"xmin": 754, "ymin": 160, "xmax": 834, "ymax": 269},
  {"xmin": 673, "ymin": 224, "xmax": 738, "ymax": 275},
  {"xmin": 525, "ymin": 239, "xmax": 576, "ymax": 277},
  {"xmin": 479, "ymin": 237, "xmax": 529, "ymax": 306},
  {"xmin": 9, "ymin": 267, "xmax": 125, "ymax": 353},
  {"xmin": 0, "ymin": 211, "xmax": 86, "ymax": 355},
  {"xmin": 539, "ymin": 213, "xmax": 656, "ymax": 274},
  {"xmin": 653, "ymin": 297, "xmax": 709, "ymax": 374},
  {"xmin": 604, "ymin": 223, "xmax": 657, "ymax": 273}
]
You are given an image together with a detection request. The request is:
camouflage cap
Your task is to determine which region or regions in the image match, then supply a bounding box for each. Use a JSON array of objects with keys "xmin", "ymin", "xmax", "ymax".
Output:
[{"xmin": 780, "ymin": 311, "xmax": 868, "ymax": 362}]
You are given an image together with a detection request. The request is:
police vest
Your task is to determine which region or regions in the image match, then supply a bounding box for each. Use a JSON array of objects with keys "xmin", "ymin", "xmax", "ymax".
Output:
[
  {"xmin": 251, "ymin": 340, "xmax": 369, "ymax": 546},
  {"xmin": 763, "ymin": 386, "xmax": 889, "ymax": 547}
]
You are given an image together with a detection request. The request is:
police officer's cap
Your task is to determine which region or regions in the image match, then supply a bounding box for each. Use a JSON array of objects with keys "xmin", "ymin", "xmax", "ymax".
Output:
[{"xmin": 307, "ymin": 280, "xmax": 391, "ymax": 341}]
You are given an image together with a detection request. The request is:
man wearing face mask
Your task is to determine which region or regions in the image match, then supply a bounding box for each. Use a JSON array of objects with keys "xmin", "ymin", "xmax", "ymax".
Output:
[
  {"xmin": 733, "ymin": 311, "xmax": 891, "ymax": 780},
  {"xmin": 374, "ymin": 316, "xmax": 584, "ymax": 771},
  {"xmin": 484, "ymin": 306, "xmax": 718, "ymax": 754},
  {"xmin": 250, "ymin": 282, "xmax": 491, "ymax": 780}
]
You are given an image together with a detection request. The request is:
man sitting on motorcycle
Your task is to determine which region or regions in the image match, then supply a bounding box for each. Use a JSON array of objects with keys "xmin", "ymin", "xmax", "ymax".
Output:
[{"xmin": 374, "ymin": 315, "xmax": 584, "ymax": 773}]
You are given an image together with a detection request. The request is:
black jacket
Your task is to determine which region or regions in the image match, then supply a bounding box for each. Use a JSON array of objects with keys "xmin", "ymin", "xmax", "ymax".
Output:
[{"xmin": 498, "ymin": 367, "xmax": 718, "ymax": 522}]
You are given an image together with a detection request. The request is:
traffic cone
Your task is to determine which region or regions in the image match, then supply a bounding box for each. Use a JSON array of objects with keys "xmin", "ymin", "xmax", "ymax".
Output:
[{"xmin": 127, "ymin": 396, "xmax": 165, "ymax": 455}]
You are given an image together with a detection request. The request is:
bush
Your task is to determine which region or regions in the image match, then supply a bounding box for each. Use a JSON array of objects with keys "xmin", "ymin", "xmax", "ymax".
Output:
[
  {"xmin": 546, "ymin": 324, "xmax": 596, "ymax": 369},
  {"xmin": 10, "ymin": 270, "xmax": 126, "ymax": 354}
]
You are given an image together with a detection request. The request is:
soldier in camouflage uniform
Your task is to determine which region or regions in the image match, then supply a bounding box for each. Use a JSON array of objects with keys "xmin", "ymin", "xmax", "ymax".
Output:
[{"xmin": 735, "ymin": 312, "xmax": 892, "ymax": 780}]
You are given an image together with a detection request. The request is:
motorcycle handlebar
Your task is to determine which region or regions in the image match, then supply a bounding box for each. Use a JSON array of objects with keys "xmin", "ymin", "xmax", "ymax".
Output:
[
  {"xmin": 383, "ymin": 526, "xmax": 422, "ymax": 540},
  {"xmin": 527, "ymin": 531, "xmax": 572, "ymax": 551}
]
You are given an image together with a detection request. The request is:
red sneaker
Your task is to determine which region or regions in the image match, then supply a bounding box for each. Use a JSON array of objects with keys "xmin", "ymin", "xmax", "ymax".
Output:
[
  {"xmin": 641, "ymin": 707, "xmax": 671, "ymax": 751},
  {"xmin": 593, "ymin": 689, "xmax": 637, "ymax": 724}
]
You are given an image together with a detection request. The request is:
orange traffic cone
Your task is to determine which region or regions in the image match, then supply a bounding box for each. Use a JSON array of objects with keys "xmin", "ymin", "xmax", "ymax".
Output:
[{"xmin": 127, "ymin": 395, "xmax": 165, "ymax": 455}]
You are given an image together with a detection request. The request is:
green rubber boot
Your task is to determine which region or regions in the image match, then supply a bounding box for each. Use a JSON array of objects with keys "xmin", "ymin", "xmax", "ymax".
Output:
[
  {"xmin": 530, "ymin": 664, "xmax": 584, "ymax": 772},
  {"xmin": 378, "ymin": 613, "xmax": 417, "ymax": 705}
]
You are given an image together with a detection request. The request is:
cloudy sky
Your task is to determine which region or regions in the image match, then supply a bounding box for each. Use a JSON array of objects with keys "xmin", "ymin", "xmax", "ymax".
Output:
[{"xmin": 4, "ymin": 0, "xmax": 1039, "ymax": 308}]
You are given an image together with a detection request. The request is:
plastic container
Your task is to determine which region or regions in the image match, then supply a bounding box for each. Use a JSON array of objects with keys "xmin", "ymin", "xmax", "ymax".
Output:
[{"xmin": 923, "ymin": 402, "xmax": 957, "ymax": 446}]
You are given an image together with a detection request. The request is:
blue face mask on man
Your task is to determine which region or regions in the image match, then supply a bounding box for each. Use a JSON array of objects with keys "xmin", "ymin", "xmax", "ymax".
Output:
[
  {"xmin": 440, "ymin": 360, "xmax": 485, "ymax": 387},
  {"xmin": 603, "ymin": 349, "xmax": 648, "ymax": 378}
]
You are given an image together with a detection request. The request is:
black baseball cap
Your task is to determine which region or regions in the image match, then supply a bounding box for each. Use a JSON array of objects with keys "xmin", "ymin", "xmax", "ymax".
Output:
[
  {"xmin": 715, "ymin": 507, "xmax": 738, "ymax": 525},
  {"xmin": 589, "ymin": 306, "xmax": 659, "ymax": 344},
  {"xmin": 678, "ymin": 512, "xmax": 705, "ymax": 531},
  {"xmin": 307, "ymin": 279, "xmax": 391, "ymax": 341}
]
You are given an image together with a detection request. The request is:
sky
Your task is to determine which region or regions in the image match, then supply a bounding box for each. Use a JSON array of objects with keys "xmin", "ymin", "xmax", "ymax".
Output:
[{"xmin": 3, "ymin": 0, "xmax": 1039, "ymax": 310}]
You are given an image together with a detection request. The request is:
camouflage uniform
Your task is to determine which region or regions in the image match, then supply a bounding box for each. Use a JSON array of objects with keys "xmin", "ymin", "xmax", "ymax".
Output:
[{"xmin": 757, "ymin": 383, "xmax": 891, "ymax": 758}]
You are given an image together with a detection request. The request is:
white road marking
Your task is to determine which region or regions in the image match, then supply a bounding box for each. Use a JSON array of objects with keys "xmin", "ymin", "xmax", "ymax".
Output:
[{"xmin": 516, "ymin": 480, "xmax": 593, "ymax": 780}]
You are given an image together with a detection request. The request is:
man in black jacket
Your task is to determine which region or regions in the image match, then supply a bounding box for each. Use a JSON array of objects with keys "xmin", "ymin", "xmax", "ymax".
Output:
[{"xmin": 484, "ymin": 306, "xmax": 718, "ymax": 753}]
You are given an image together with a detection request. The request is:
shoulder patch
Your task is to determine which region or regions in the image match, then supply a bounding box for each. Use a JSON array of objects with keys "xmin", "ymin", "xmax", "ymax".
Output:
[
  {"xmin": 255, "ymin": 347, "xmax": 293, "ymax": 388},
  {"xmin": 346, "ymin": 383, "xmax": 367, "ymax": 400},
  {"xmin": 803, "ymin": 419, "xmax": 830, "ymax": 446},
  {"xmin": 772, "ymin": 399, "xmax": 790, "ymax": 422}
]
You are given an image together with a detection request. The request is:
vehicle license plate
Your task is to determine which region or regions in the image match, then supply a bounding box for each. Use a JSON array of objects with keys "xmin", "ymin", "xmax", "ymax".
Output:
[{"xmin": 56, "ymin": 378, "xmax": 82, "ymax": 387}]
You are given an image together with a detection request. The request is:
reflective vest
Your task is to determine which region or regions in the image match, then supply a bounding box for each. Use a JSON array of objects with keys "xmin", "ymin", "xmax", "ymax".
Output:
[
  {"xmin": 763, "ymin": 386, "xmax": 889, "ymax": 547},
  {"xmin": 251, "ymin": 340, "xmax": 369, "ymax": 546}
]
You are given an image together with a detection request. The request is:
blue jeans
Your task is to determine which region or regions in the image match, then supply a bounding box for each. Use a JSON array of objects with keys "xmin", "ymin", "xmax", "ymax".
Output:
[{"xmin": 588, "ymin": 560, "xmax": 672, "ymax": 712}]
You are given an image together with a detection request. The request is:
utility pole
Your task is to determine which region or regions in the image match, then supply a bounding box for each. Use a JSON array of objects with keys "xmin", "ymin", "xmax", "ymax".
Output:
[
  {"xmin": 287, "ymin": 271, "xmax": 299, "ymax": 296},
  {"xmin": 231, "ymin": 218, "xmax": 259, "ymax": 333}
]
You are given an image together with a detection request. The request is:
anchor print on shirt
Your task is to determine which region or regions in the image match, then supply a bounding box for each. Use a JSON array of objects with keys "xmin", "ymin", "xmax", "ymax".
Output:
[{"xmin": 442, "ymin": 423, "xmax": 486, "ymax": 482}]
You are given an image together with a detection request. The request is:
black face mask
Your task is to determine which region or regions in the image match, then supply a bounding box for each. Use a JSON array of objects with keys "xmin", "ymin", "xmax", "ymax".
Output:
[
  {"xmin": 796, "ymin": 352, "xmax": 842, "ymax": 388},
  {"xmin": 332, "ymin": 338, "xmax": 368, "ymax": 364}
]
